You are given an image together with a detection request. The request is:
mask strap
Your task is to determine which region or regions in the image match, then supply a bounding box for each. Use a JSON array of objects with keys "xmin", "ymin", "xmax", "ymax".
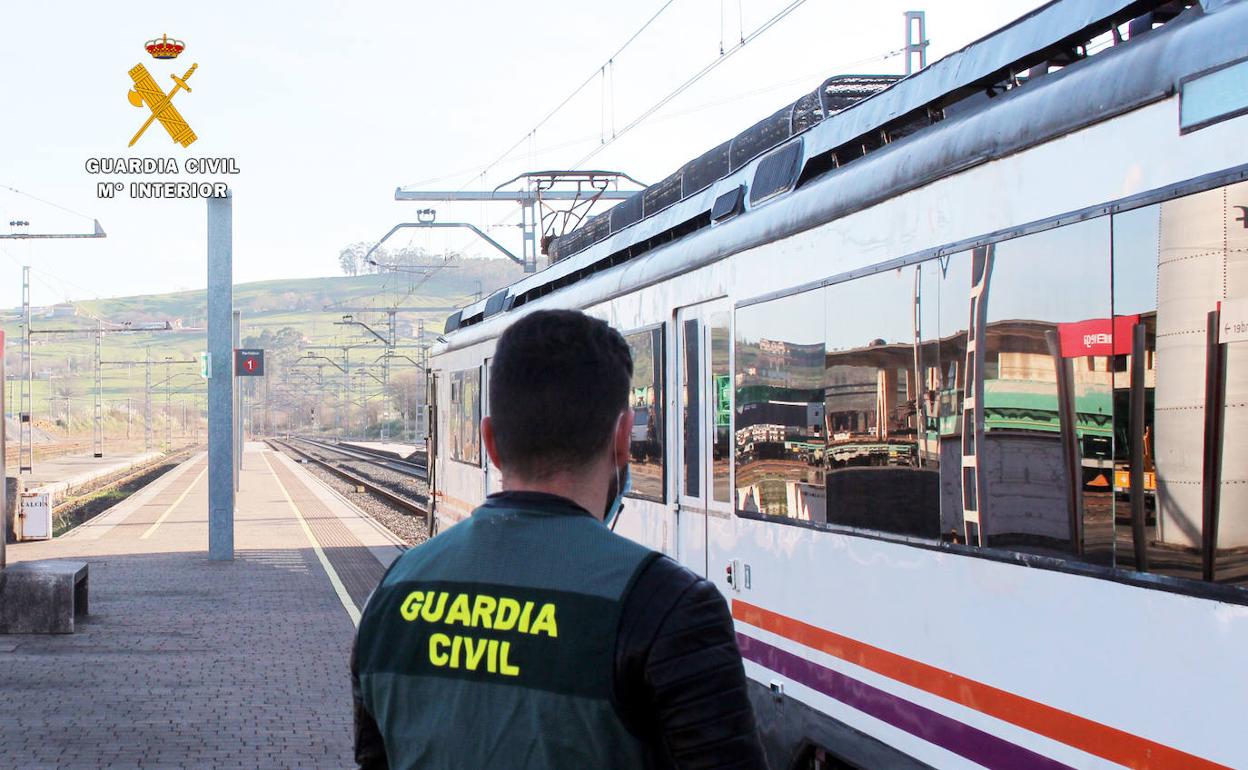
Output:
[{"xmin": 610, "ymin": 411, "xmax": 626, "ymax": 531}]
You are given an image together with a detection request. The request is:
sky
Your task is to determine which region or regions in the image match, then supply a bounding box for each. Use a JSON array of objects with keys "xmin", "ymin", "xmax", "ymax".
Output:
[{"xmin": 0, "ymin": 0, "xmax": 1045, "ymax": 306}]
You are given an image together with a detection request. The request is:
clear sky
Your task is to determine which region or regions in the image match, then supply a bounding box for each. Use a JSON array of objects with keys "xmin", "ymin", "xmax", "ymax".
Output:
[{"xmin": 0, "ymin": 0, "xmax": 1043, "ymax": 305}]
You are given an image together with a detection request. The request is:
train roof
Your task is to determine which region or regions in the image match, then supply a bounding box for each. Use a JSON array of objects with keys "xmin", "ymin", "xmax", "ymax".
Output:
[{"xmin": 440, "ymin": 0, "xmax": 1242, "ymax": 342}]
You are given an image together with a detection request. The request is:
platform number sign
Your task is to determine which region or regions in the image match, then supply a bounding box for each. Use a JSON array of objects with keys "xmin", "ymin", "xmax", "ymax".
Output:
[{"xmin": 234, "ymin": 348, "xmax": 265, "ymax": 377}]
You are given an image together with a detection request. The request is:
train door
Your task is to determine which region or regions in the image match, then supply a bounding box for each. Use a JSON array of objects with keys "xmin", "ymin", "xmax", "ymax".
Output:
[
  {"xmin": 675, "ymin": 300, "xmax": 733, "ymax": 578},
  {"xmin": 427, "ymin": 369, "xmax": 440, "ymax": 534},
  {"xmin": 482, "ymin": 358, "xmax": 502, "ymax": 497}
]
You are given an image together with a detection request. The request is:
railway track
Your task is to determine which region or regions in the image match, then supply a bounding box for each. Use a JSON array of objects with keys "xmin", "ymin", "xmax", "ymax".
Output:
[
  {"xmin": 302, "ymin": 438, "xmax": 428, "ymax": 480},
  {"xmin": 268, "ymin": 437, "xmax": 429, "ymax": 521}
]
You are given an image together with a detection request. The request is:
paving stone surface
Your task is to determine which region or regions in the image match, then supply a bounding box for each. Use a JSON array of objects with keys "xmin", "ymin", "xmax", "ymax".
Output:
[{"xmin": 0, "ymin": 443, "xmax": 394, "ymax": 769}]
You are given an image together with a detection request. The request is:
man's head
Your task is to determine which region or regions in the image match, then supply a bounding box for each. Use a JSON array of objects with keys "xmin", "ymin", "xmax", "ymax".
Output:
[{"xmin": 483, "ymin": 310, "xmax": 633, "ymax": 489}]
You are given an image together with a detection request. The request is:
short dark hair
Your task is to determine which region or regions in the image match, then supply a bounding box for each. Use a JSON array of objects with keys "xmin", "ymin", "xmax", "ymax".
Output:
[{"xmin": 489, "ymin": 309, "xmax": 633, "ymax": 479}]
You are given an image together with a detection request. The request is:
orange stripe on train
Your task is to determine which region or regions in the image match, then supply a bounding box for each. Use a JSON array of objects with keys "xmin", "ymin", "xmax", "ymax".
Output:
[{"xmin": 732, "ymin": 600, "xmax": 1229, "ymax": 770}]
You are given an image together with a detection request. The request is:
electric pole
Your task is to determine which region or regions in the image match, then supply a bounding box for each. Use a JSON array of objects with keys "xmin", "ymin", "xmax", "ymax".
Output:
[
  {"xmin": 164, "ymin": 356, "xmax": 172, "ymax": 451},
  {"xmin": 18, "ymin": 266, "xmax": 32, "ymax": 473},
  {"xmin": 144, "ymin": 350, "xmax": 153, "ymax": 452},
  {"xmin": 93, "ymin": 321, "xmax": 103, "ymax": 457}
]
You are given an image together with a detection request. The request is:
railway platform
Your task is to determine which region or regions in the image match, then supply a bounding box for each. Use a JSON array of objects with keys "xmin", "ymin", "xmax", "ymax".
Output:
[
  {"xmin": 15, "ymin": 450, "xmax": 164, "ymax": 502},
  {"xmin": 0, "ymin": 442, "xmax": 403, "ymax": 769},
  {"xmin": 341, "ymin": 440, "xmax": 422, "ymax": 461}
]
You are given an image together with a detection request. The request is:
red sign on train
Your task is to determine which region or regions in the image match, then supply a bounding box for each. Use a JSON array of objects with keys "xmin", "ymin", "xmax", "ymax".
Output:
[{"xmin": 1056, "ymin": 315, "xmax": 1139, "ymax": 358}]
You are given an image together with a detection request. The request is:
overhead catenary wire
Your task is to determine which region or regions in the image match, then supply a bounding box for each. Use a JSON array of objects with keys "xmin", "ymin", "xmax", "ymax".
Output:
[
  {"xmin": 0, "ymin": 183, "xmax": 95, "ymax": 223},
  {"xmin": 574, "ymin": 0, "xmax": 810, "ymax": 169},
  {"xmin": 443, "ymin": 0, "xmax": 682, "ymax": 191},
  {"xmin": 401, "ymin": 47, "xmax": 903, "ymax": 190},
  {"xmin": 436, "ymin": 45, "xmax": 901, "ymax": 265}
]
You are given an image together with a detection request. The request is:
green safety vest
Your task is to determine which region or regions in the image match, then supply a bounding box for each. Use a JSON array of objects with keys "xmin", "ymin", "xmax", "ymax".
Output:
[{"xmin": 355, "ymin": 493, "xmax": 658, "ymax": 770}]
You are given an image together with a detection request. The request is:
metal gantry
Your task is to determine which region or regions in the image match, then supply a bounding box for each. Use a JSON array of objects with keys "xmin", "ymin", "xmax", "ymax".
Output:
[
  {"xmin": 3, "ymin": 216, "xmax": 107, "ymax": 472},
  {"xmin": 101, "ymin": 354, "xmax": 199, "ymax": 453},
  {"xmin": 15, "ymin": 259, "xmax": 173, "ymax": 467},
  {"xmin": 393, "ymin": 171, "xmax": 640, "ymax": 272},
  {"xmin": 904, "ymin": 10, "xmax": 930, "ymax": 75}
]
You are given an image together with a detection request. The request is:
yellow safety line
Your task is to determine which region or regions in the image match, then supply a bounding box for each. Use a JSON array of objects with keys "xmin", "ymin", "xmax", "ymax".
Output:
[
  {"xmin": 139, "ymin": 466, "xmax": 207, "ymax": 540},
  {"xmin": 260, "ymin": 452, "xmax": 361, "ymax": 627}
]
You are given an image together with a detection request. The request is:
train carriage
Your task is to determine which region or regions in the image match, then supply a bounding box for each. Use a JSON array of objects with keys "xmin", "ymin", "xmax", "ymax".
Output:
[{"xmin": 425, "ymin": 1, "xmax": 1248, "ymax": 767}]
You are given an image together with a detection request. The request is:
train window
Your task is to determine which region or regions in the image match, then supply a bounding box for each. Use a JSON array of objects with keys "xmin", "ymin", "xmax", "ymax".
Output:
[
  {"xmin": 735, "ymin": 288, "xmax": 826, "ymax": 520},
  {"xmin": 732, "ymin": 181, "xmax": 1248, "ymax": 594},
  {"xmin": 736, "ymin": 268, "xmax": 949, "ymax": 537},
  {"xmin": 624, "ymin": 327, "xmax": 665, "ymax": 502},
  {"xmin": 920, "ymin": 252, "xmax": 971, "ymax": 542},
  {"xmin": 682, "ymin": 319, "xmax": 701, "ymax": 498},
  {"xmin": 448, "ymin": 367, "xmax": 481, "ymax": 466},
  {"xmin": 976, "ymin": 220, "xmax": 1115, "ymax": 565},
  {"xmin": 1112, "ymin": 182, "xmax": 1248, "ymax": 587},
  {"xmin": 710, "ymin": 312, "xmax": 732, "ymax": 503},
  {"xmin": 823, "ymin": 268, "xmax": 939, "ymax": 538}
]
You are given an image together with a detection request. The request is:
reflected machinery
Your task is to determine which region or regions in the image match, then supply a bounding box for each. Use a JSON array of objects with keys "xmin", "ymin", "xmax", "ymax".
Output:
[{"xmin": 420, "ymin": 2, "xmax": 1248, "ymax": 768}]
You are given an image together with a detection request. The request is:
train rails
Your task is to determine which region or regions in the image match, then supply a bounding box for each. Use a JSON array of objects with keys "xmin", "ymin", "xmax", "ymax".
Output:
[{"xmin": 268, "ymin": 437, "xmax": 429, "ymax": 522}]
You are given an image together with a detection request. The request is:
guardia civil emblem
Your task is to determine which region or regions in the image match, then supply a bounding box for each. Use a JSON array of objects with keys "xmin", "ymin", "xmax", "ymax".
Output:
[{"xmin": 127, "ymin": 34, "xmax": 198, "ymax": 148}]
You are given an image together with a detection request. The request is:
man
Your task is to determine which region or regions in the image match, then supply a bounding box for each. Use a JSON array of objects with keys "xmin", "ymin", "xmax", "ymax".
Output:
[{"xmin": 352, "ymin": 309, "xmax": 768, "ymax": 769}]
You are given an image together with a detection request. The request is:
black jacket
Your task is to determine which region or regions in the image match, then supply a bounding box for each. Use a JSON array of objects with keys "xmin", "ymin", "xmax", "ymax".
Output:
[{"xmin": 353, "ymin": 491, "xmax": 768, "ymax": 769}]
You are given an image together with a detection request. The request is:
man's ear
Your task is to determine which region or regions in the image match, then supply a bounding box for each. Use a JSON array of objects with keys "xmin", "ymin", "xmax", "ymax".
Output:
[
  {"xmin": 613, "ymin": 409, "xmax": 632, "ymax": 468},
  {"xmin": 482, "ymin": 416, "xmax": 502, "ymax": 468}
]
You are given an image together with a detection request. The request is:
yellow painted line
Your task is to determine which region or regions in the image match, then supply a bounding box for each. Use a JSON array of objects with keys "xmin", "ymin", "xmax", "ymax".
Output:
[
  {"xmin": 260, "ymin": 452, "xmax": 361, "ymax": 627},
  {"xmin": 139, "ymin": 466, "xmax": 207, "ymax": 540}
]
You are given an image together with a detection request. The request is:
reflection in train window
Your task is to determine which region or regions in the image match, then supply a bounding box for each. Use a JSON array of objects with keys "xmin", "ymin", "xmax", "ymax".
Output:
[
  {"xmin": 1113, "ymin": 182, "xmax": 1248, "ymax": 586},
  {"xmin": 682, "ymin": 320, "xmax": 701, "ymax": 498},
  {"xmin": 735, "ymin": 289, "xmax": 825, "ymax": 520},
  {"xmin": 734, "ymin": 181, "xmax": 1247, "ymax": 592},
  {"xmin": 623, "ymin": 327, "xmax": 665, "ymax": 502},
  {"xmin": 822, "ymin": 268, "xmax": 939, "ymax": 538},
  {"xmin": 978, "ymin": 220, "xmax": 1114, "ymax": 565},
  {"xmin": 449, "ymin": 367, "xmax": 481, "ymax": 466},
  {"xmin": 919, "ymin": 252, "xmax": 970, "ymax": 542},
  {"xmin": 710, "ymin": 312, "xmax": 733, "ymax": 504}
]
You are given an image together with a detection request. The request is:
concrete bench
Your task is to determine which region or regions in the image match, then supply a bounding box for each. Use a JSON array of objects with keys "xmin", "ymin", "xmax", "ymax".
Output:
[{"xmin": 0, "ymin": 560, "xmax": 89, "ymax": 634}]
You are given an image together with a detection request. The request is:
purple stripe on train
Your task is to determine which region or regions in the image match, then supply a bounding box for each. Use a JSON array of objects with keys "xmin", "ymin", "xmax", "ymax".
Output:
[{"xmin": 737, "ymin": 633, "xmax": 1074, "ymax": 770}]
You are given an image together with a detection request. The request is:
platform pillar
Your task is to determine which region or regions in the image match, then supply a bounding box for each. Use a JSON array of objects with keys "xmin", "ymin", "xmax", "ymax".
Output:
[
  {"xmin": 232, "ymin": 309, "xmax": 241, "ymax": 492},
  {"xmin": 207, "ymin": 195, "xmax": 234, "ymax": 561}
]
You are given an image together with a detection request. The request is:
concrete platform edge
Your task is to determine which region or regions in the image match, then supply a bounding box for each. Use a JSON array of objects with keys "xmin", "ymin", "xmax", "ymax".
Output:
[{"xmin": 269, "ymin": 448, "xmax": 404, "ymax": 569}]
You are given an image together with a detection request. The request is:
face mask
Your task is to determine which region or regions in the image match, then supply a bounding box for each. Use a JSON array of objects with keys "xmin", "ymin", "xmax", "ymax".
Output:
[{"xmin": 604, "ymin": 465, "xmax": 632, "ymax": 531}]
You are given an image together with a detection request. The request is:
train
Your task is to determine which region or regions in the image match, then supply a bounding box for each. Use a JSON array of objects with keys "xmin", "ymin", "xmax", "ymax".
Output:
[{"xmin": 422, "ymin": 1, "xmax": 1248, "ymax": 767}]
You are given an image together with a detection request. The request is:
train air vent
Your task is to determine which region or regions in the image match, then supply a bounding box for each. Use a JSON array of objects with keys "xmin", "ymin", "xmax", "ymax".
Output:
[
  {"xmin": 443, "ymin": 310, "xmax": 463, "ymax": 334},
  {"xmin": 750, "ymin": 141, "xmax": 803, "ymax": 205},
  {"xmin": 712, "ymin": 185, "xmax": 745, "ymax": 223},
  {"xmin": 483, "ymin": 290, "xmax": 509, "ymax": 319}
]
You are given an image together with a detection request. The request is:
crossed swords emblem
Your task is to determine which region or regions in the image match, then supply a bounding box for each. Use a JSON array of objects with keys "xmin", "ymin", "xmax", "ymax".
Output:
[{"xmin": 127, "ymin": 62, "xmax": 198, "ymax": 147}]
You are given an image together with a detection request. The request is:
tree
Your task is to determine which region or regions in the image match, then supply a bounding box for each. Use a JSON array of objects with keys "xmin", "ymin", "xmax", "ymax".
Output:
[
  {"xmin": 338, "ymin": 241, "xmax": 390, "ymax": 276},
  {"xmin": 338, "ymin": 245, "xmax": 361, "ymax": 276}
]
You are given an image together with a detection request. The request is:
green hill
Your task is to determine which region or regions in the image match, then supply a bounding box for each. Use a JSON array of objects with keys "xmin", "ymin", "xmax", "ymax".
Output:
[{"xmin": 1, "ymin": 259, "xmax": 523, "ymax": 441}]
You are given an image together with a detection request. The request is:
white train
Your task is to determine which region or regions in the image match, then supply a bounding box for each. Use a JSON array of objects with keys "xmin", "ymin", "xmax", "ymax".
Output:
[{"xmin": 425, "ymin": 1, "xmax": 1248, "ymax": 767}]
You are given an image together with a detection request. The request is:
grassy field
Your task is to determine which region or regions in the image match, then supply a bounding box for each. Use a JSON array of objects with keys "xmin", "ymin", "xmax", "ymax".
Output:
[{"xmin": 2, "ymin": 260, "xmax": 522, "ymax": 440}]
